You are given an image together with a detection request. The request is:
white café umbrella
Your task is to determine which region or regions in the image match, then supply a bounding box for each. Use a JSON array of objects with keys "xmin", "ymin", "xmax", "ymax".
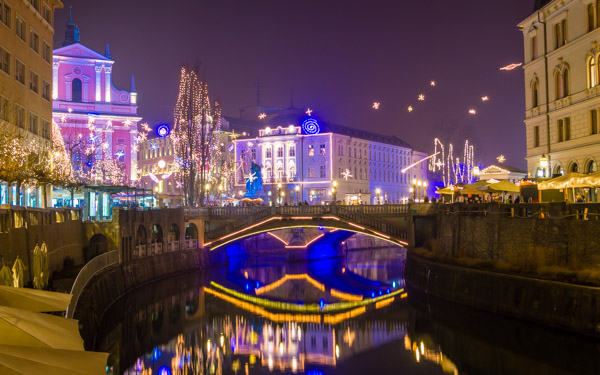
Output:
[
  {"xmin": 0, "ymin": 345, "xmax": 108, "ymax": 375},
  {"xmin": 0, "ymin": 285, "xmax": 71, "ymax": 313}
]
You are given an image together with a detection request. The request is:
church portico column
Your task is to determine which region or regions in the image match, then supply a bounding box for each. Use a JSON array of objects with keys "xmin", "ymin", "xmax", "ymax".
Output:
[
  {"xmin": 52, "ymin": 62, "xmax": 59, "ymax": 99},
  {"xmin": 95, "ymin": 65, "xmax": 102, "ymax": 102},
  {"xmin": 104, "ymin": 66, "xmax": 112, "ymax": 102}
]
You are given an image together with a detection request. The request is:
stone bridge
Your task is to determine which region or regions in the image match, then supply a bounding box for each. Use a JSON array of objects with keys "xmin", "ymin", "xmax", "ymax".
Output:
[{"xmin": 188, "ymin": 205, "xmax": 412, "ymax": 251}]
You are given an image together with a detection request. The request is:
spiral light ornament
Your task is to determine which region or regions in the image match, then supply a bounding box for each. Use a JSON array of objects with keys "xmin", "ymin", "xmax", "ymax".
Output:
[{"xmin": 301, "ymin": 118, "xmax": 320, "ymax": 135}]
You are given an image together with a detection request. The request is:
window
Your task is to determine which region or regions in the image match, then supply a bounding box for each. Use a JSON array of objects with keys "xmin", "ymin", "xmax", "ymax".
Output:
[
  {"xmin": 15, "ymin": 14, "xmax": 25, "ymax": 41},
  {"xmin": 251, "ymin": 148, "xmax": 256, "ymax": 160},
  {"xmin": 589, "ymin": 4, "xmax": 595, "ymax": 32},
  {"xmin": 0, "ymin": 45, "xmax": 9, "ymax": 75},
  {"xmin": 308, "ymin": 144, "xmax": 314, "ymax": 156},
  {"xmin": 29, "ymin": 0, "xmax": 39, "ymax": 11},
  {"xmin": 338, "ymin": 144, "xmax": 343, "ymax": 156},
  {"xmin": 29, "ymin": 70, "xmax": 38, "ymax": 93},
  {"xmin": 531, "ymin": 80, "xmax": 538, "ymax": 108},
  {"xmin": 0, "ymin": 1, "xmax": 10, "ymax": 28},
  {"xmin": 14, "ymin": 105, "xmax": 24, "ymax": 127},
  {"xmin": 320, "ymin": 144, "xmax": 326, "ymax": 156},
  {"xmin": 319, "ymin": 165, "xmax": 326, "ymax": 178},
  {"xmin": 41, "ymin": 119, "xmax": 49, "ymax": 139},
  {"xmin": 308, "ymin": 167, "xmax": 314, "ymax": 178},
  {"xmin": 554, "ymin": 19, "xmax": 567, "ymax": 48},
  {"xmin": 557, "ymin": 118, "xmax": 571, "ymax": 142},
  {"xmin": 266, "ymin": 147, "xmax": 272, "ymax": 158},
  {"xmin": 555, "ymin": 68, "xmax": 569, "ymax": 99},
  {"xmin": 289, "ymin": 145, "xmax": 295, "ymax": 157},
  {"xmin": 592, "ymin": 110, "xmax": 598, "ymax": 135},
  {"xmin": 565, "ymin": 117, "xmax": 571, "ymax": 140},
  {"xmin": 42, "ymin": 5, "xmax": 51, "ymax": 24},
  {"xmin": 587, "ymin": 160, "xmax": 598, "ymax": 174},
  {"xmin": 277, "ymin": 146, "xmax": 283, "ymax": 158},
  {"xmin": 531, "ymin": 35, "xmax": 538, "ymax": 60},
  {"xmin": 29, "ymin": 112, "xmax": 38, "ymax": 134},
  {"xmin": 323, "ymin": 338, "xmax": 328, "ymax": 350},
  {"xmin": 29, "ymin": 29, "xmax": 38, "ymax": 53},
  {"xmin": 15, "ymin": 59, "xmax": 24, "ymax": 84},
  {"xmin": 534, "ymin": 125, "xmax": 540, "ymax": 147},
  {"xmin": 42, "ymin": 41, "xmax": 50, "ymax": 63},
  {"xmin": 589, "ymin": 56, "xmax": 598, "ymax": 89},
  {"xmin": 72, "ymin": 78, "xmax": 82, "ymax": 102},
  {"xmin": 0, "ymin": 96, "xmax": 7, "ymax": 120}
]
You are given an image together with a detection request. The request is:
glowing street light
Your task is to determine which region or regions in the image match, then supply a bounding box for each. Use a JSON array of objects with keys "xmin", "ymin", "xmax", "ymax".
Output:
[
  {"xmin": 295, "ymin": 185, "xmax": 300, "ymax": 205},
  {"xmin": 375, "ymin": 188, "xmax": 381, "ymax": 205}
]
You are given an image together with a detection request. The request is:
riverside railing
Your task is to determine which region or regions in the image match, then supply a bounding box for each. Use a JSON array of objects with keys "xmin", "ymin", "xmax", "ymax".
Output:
[{"xmin": 66, "ymin": 249, "xmax": 119, "ymax": 318}]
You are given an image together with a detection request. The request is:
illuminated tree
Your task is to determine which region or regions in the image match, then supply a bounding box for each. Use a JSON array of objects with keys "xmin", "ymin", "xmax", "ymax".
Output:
[
  {"xmin": 172, "ymin": 65, "xmax": 221, "ymax": 206},
  {"xmin": 0, "ymin": 131, "xmax": 30, "ymax": 205}
]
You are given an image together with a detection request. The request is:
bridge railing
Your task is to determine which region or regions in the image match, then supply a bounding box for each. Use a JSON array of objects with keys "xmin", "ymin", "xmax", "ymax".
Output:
[{"xmin": 67, "ymin": 249, "xmax": 119, "ymax": 318}]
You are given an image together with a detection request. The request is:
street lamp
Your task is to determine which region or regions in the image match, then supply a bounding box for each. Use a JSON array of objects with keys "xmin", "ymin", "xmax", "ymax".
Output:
[
  {"xmin": 310, "ymin": 190, "xmax": 315, "ymax": 204},
  {"xmin": 281, "ymin": 191, "xmax": 285, "ymax": 205},
  {"xmin": 295, "ymin": 185, "xmax": 300, "ymax": 205},
  {"xmin": 277, "ymin": 183, "xmax": 282, "ymax": 206},
  {"xmin": 332, "ymin": 180, "xmax": 338, "ymax": 203},
  {"xmin": 375, "ymin": 188, "xmax": 381, "ymax": 205},
  {"xmin": 540, "ymin": 155, "xmax": 549, "ymax": 177}
]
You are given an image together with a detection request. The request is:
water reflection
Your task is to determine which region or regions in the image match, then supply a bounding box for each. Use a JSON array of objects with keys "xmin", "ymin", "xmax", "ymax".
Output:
[{"xmin": 95, "ymin": 244, "xmax": 600, "ymax": 375}]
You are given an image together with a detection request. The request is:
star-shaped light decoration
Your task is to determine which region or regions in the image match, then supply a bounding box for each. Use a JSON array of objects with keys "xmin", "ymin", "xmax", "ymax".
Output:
[
  {"xmin": 481, "ymin": 96, "xmax": 489, "ymax": 102},
  {"xmin": 468, "ymin": 109, "xmax": 477, "ymax": 115},
  {"xmin": 245, "ymin": 171, "xmax": 257, "ymax": 183},
  {"xmin": 150, "ymin": 142, "xmax": 158, "ymax": 150},
  {"xmin": 408, "ymin": 106, "xmax": 414, "ymax": 112},
  {"xmin": 430, "ymin": 81, "xmax": 436, "ymax": 87},
  {"xmin": 60, "ymin": 115, "xmax": 67, "ymax": 123},
  {"xmin": 68, "ymin": 108, "xmax": 73, "ymax": 113},
  {"xmin": 435, "ymin": 160, "xmax": 443, "ymax": 169},
  {"xmin": 497, "ymin": 155, "xmax": 506, "ymax": 163},
  {"xmin": 107, "ymin": 120, "xmax": 113, "ymax": 127},
  {"xmin": 306, "ymin": 108, "xmax": 313, "ymax": 116},
  {"xmin": 124, "ymin": 118, "xmax": 132, "ymax": 127},
  {"xmin": 142, "ymin": 122, "xmax": 151, "ymax": 132},
  {"xmin": 341, "ymin": 168, "xmax": 353, "ymax": 180},
  {"xmin": 372, "ymin": 102, "xmax": 380, "ymax": 110},
  {"xmin": 176, "ymin": 181, "xmax": 183, "ymax": 188},
  {"xmin": 418, "ymin": 94, "xmax": 425, "ymax": 101},
  {"xmin": 258, "ymin": 113, "xmax": 266, "ymax": 120},
  {"xmin": 115, "ymin": 150, "xmax": 125, "ymax": 159}
]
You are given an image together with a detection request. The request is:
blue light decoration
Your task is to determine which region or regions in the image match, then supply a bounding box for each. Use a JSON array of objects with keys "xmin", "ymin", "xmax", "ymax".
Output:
[
  {"xmin": 156, "ymin": 124, "xmax": 170, "ymax": 138},
  {"xmin": 245, "ymin": 283, "xmax": 250, "ymax": 291},
  {"xmin": 256, "ymin": 281, "xmax": 260, "ymax": 288},
  {"xmin": 301, "ymin": 118, "xmax": 320, "ymax": 135},
  {"xmin": 228, "ymin": 144, "xmax": 234, "ymax": 152},
  {"xmin": 318, "ymin": 225, "xmax": 324, "ymax": 230},
  {"xmin": 392, "ymin": 281, "xmax": 397, "ymax": 288},
  {"xmin": 371, "ymin": 292, "xmax": 375, "ymax": 298},
  {"xmin": 158, "ymin": 366, "xmax": 171, "ymax": 375},
  {"xmin": 386, "ymin": 288, "xmax": 391, "ymax": 294},
  {"xmin": 319, "ymin": 298, "xmax": 325, "ymax": 310}
]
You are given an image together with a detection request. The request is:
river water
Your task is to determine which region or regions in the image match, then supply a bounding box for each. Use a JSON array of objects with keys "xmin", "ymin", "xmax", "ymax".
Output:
[{"xmin": 94, "ymin": 246, "xmax": 600, "ymax": 375}]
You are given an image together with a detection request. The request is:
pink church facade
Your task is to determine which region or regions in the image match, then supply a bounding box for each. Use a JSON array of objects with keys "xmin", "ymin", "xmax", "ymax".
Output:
[{"xmin": 52, "ymin": 16, "xmax": 140, "ymax": 184}]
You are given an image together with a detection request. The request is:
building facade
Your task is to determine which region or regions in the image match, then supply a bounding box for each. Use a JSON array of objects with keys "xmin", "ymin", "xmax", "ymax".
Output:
[
  {"xmin": 52, "ymin": 12, "xmax": 141, "ymax": 184},
  {"xmin": 520, "ymin": 0, "xmax": 600, "ymax": 178},
  {"xmin": 234, "ymin": 114, "xmax": 421, "ymax": 205},
  {"xmin": 0, "ymin": 0, "xmax": 63, "ymax": 205}
]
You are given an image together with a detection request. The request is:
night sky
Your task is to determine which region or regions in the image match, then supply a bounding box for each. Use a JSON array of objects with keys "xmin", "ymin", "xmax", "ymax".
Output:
[{"xmin": 55, "ymin": 0, "xmax": 533, "ymax": 168}]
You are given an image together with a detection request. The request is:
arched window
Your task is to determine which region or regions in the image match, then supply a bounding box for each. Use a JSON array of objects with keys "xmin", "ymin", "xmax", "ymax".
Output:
[
  {"xmin": 589, "ymin": 56, "xmax": 598, "ymax": 88},
  {"xmin": 586, "ymin": 160, "xmax": 597, "ymax": 174},
  {"xmin": 72, "ymin": 78, "xmax": 82, "ymax": 102},
  {"xmin": 531, "ymin": 80, "xmax": 539, "ymax": 108},
  {"xmin": 276, "ymin": 166, "xmax": 284, "ymax": 180},
  {"xmin": 556, "ymin": 68, "xmax": 569, "ymax": 99},
  {"xmin": 596, "ymin": 0, "xmax": 600, "ymax": 28},
  {"xmin": 554, "ymin": 164, "xmax": 564, "ymax": 176},
  {"xmin": 570, "ymin": 163, "xmax": 579, "ymax": 173}
]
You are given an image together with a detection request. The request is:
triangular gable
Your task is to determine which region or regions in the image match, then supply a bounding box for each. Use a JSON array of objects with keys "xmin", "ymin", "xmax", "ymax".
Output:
[
  {"xmin": 53, "ymin": 43, "xmax": 112, "ymax": 62},
  {"xmin": 481, "ymin": 165, "xmax": 511, "ymax": 174}
]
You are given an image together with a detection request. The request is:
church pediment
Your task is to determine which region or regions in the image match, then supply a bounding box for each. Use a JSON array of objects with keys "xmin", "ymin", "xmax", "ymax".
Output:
[
  {"xmin": 481, "ymin": 165, "xmax": 511, "ymax": 175},
  {"xmin": 54, "ymin": 43, "xmax": 112, "ymax": 62}
]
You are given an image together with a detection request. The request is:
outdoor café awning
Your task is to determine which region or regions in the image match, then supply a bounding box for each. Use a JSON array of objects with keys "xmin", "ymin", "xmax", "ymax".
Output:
[
  {"xmin": 0, "ymin": 286, "xmax": 71, "ymax": 313},
  {"xmin": 536, "ymin": 172, "xmax": 600, "ymax": 190},
  {"xmin": 0, "ymin": 345, "xmax": 108, "ymax": 375},
  {"xmin": 478, "ymin": 180, "xmax": 520, "ymax": 193}
]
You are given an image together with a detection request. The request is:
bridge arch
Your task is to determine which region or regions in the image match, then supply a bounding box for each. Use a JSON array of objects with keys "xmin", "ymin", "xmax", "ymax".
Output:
[
  {"xmin": 185, "ymin": 223, "xmax": 198, "ymax": 240},
  {"xmin": 89, "ymin": 233, "xmax": 109, "ymax": 258},
  {"xmin": 203, "ymin": 215, "xmax": 407, "ymax": 252}
]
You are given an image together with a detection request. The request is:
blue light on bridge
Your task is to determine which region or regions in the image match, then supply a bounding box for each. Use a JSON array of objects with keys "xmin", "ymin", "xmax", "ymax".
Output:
[
  {"xmin": 371, "ymin": 292, "xmax": 375, "ymax": 298},
  {"xmin": 319, "ymin": 298, "xmax": 324, "ymax": 310},
  {"xmin": 379, "ymin": 290, "xmax": 383, "ymax": 296},
  {"xmin": 392, "ymin": 281, "xmax": 397, "ymax": 288},
  {"xmin": 245, "ymin": 283, "xmax": 250, "ymax": 291},
  {"xmin": 386, "ymin": 288, "xmax": 391, "ymax": 294},
  {"xmin": 318, "ymin": 225, "xmax": 323, "ymax": 230},
  {"xmin": 158, "ymin": 366, "xmax": 171, "ymax": 375},
  {"xmin": 256, "ymin": 281, "xmax": 260, "ymax": 288}
]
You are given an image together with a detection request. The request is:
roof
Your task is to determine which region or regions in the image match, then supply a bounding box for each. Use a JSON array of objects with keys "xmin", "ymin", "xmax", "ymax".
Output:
[
  {"xmin": 534, "ymin": 0, "xmax": 552, "ymax": 11},
  {"xmin": 264, "ymin": 113, "xmax": 412, "ymax": 149},
  {"xmin": 481, "ymin": 164, "xmax": 527, "ymax": 174}
]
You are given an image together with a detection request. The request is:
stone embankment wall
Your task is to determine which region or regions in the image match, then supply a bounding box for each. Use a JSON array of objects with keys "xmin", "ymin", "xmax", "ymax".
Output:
[
  {"xmin": 405, "ymin": 253, "xmax": 600, "ymax": 336},
  {"xmin": 74, "ymin": 250, "xmax": 206, "ymax": 348},
  {"xmin": 426, "ymin": 203, "xmax": 600, "ymax": 270}
]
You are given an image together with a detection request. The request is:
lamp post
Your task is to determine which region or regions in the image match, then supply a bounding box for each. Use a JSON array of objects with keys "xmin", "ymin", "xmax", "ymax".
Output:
[
  {"xmin": 281, "ymin": 191, "xmax": 285, "ymax": 205},
  {"xmin": 205, "ymin": 184, "xmax": 211, "ymax": 204},
  {"xmin": 417, "ymin": 180, "xmax": 422, "ymax": 202},
  {"xmin": 540, "ymin": 154, "xmax": 549, "ymax": 177},
  {"xmin": 295, "ymin": 185, "xmax": 300, "ymax": 205},
  {"xmin": 277, "ymin": 183, "xmax": 282, "ymax": 206},
  {"xmin": 412, "ymin": 178, "xmax": 417, "ymax": 202},
  {"xmin": 310, "ymin": 190, "xmax": 315, "ymax": 205},
  {"xmin": 375, "ymin": 188, "xmax": 381, "ymax": 205},
  {"xmin": 423, "ymin": 181, "xmax": 428, "ymax": 201},
  {"xmin": 332, "ymin": 180, "xmax": 338, "ymax": 204}
]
